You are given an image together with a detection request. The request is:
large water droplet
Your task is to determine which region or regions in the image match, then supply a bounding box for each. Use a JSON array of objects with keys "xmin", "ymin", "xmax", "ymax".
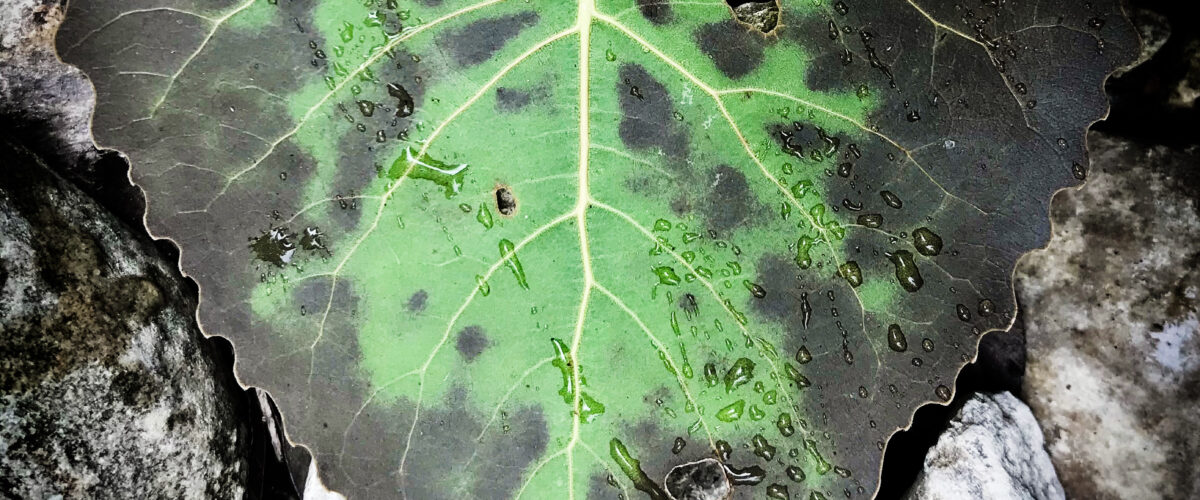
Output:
[
  {"xmin": 887, "ymin": 324, "xmax": 908, "ymax": 352},
  {"xmin": 912, "ymin": 227, "xmax": 943, "ymax": 256},
  {"xmin": 886, "ymin": 250, "xmax": 923, "ymax": 292}
]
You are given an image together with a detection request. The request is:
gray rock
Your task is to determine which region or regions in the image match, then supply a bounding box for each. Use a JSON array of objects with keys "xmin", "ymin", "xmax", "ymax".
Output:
[
  {"xmin": 1018, "ymin": 131, "xmax": 1200, "ymax": 500},
  {"xmin": 1174, "ymin": 39, "xmax": 1200, "ymax": 108},
  {"xmin": 0, "ymin": 0, "xmax": 99, "ymax": 165},
  {"xmin": 0, "ymin": 138, "xmax": 249, "ymax": 496},
  {"xmin": 905, "ymin": 392, "xmax": 1064, "ymax": 500}
]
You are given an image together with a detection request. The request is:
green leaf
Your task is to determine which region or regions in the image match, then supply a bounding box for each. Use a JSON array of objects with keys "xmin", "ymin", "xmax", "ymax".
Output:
[{"xmin": 57, "ymin": 0, "xmax": 1136, "ymax": 497}]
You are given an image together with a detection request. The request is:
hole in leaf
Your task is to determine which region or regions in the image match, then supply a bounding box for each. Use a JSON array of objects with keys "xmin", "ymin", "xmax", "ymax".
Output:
[
  {"xmin": 495, "ymin": 186, "xmax": 517, "ymax": 215},
  {"xmin": 725, "ymin": 0, "xmax": 780, "ymax": 33}
]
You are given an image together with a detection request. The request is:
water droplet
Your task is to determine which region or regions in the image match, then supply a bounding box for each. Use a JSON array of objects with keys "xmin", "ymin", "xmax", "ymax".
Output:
[
  {"xmin": 356, "ymin": 100, "xmax": 375, "ymax": 117},
  {"xmin": 784, "ymin": 363, "xmax": 811, "ymax": 388},
  {"xmin": 795, "ymin": 346, "xmax": 812, "ymax": 364},
  {"xmin": 387, "ymin": 83, "xmax": 415, "ymax": 117},
  {"xmin": 887, "ymin": 324, "xmax": 908, "ymax": 352},
  {"xmin": 703, "ymin": 362, "xmax": 719, "ymax": 386},
  {"xmin": 804, "ymin": 440, "xmax": 833, "ymax": 475},
  {"xmin": 912, "ymin": 227, "xmax": 943, "ymax": 256},
  {"xmin": 716, "ymin": 400, "xmax": 746, "ymax": 422},
  {"xmin": 723, "ymin": 358, "xmax": 755, "ymax": 392},
  {"xmin": 671, "ymin": 437, "xmax": 686, "ymax": 454},
  {"xmin": 921, "ymin": 338, "xmax": 934, "ymax": 352},
  {"xmin": 978, "ymin": 298, "xmax": 995, "ymax": 316},
  {"xmin": 605, "ymin": 48, "xmax": 617, "ymax": 61},
  {"xmin": 727, "ymin": 464, "xmax": 766, "ymax": 485},
  {"xmin": 753, "ymin": 433, "xmax": 777, "ymax": 461},
  {"xmin": 653, "ymin": 219, "xmax": 671, "ymax": 232},
  {"xmin": 838, "ymin": 261, "xmax": 863, "ymax": 288},
  {"xmin": 776, "ymin": 412, "xmax": 795, "ymax": 437},
  {"xmin": 880, "ymin": 190, "xmax": 903, "ymax": 209},
  {"xmin": 499, "ymin": 239, "xmax": 529, "ymax": 289},
  {"xmin": 956, "ymin": 304, "xmax": 972, "ymax": 322},
  {"xmin": 886, "ymin": 250, "xmax": 923, "ymax": 292},
  {"xmin": 935, "ymin": 384, "xmax": 952, "ymax": 401},
  {"xmin": 766, "ymin": 483, "xmax": 790, "ymax": 499},
  {"xmin": 1071, "ymin": 161, "xmax": 1087, "ymax": 180},
  {"xmin": 476, "ymin": 204, "xmax": 494, "ymax": 229},
  {"xmin": 744, "ymin": 280, "xmax": 767, "ymax": 298},
  {"xmin": 857, "ymin": 213, "xmax": 883, "ymax": 228},
  {"xmin": 794, "ymin": 236, "xmax": 817, "ymax": 270},
  {"xmin": 609, "ymin": 438, "xmax": 669, "ymax": 499},
  {"xmin": 652, "ymin": 266, "xmax": 681, "ymax": 285},
  {"xmin": 388, "ymin": 147, "xmax": 468, "ymax": 198},
  {"xmin": 786, "ymin": 465, "xmax": 806, "ymax": 482}
]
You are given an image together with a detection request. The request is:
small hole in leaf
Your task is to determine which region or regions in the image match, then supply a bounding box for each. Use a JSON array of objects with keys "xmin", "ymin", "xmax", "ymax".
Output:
[
  {"xmin": 495, "ymin": 186, "xmax": 517, "ymax": 216},
  {"xmin": 725, "ymin": 0, "xmax": 780, "ymax": 33}
]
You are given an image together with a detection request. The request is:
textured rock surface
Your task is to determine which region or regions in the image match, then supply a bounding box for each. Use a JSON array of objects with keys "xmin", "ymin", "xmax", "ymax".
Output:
[
  {"xmin": 1, "ymin": 0, "xmax": 97, "ymax": 163},
  {"xmin": 904, "ymin": 392, "xmax": 1063, "ymax": 500},
  {"xmin": 1018, "ymin": 131, "xmax": 1200, "ymax": 500},
  {"xmin": 0, "ymin": 140, "xmax": 250, "ymax": 496}
]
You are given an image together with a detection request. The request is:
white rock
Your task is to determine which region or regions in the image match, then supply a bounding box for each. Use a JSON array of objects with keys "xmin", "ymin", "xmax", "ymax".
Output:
[{"xmin": 905, "ymin": 392, "xmax": 1064, "ymax": 500}]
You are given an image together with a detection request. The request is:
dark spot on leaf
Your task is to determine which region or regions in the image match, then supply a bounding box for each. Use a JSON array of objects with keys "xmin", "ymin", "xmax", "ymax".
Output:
[
  {"xmin": 664, "ymin": 458, "xmax": 732, "ymax": 500},
  {"xmin": 678, "ymin": 292, "xmax": 699, "ymax": 319},
  {"xmin": 496, "ymin": 186, "xmax": 517, "ymax": 215},
  {"xmin": 456, "ymin": 325, "xmax": 488, "ymax": 362},
  {"xmin": 495, "ymin": 87, "xmax": 531, "ymax": 112},
  {"xmin": 695, "ymin": 21, "xmax": 766, "ymax": 79},
  {"xmin": 405, "ymin": 290, "xmax": 427, "ymax": 312},
  {"xmin": 702, "ymin": 165, "xmax": 752, "ymax": 236},
  {"xmin": 618, "ymin": 64, "xmax": 689, "ymax": 162},
  {"xmin": 440, "ymin": 12, "xmax": 539, "ymax": 67},
  {"xmin": 637, "ymin": 0, "xmax": 673, "ymax": 24},
  {"xmin": 588, "ymin": 473, "xmax": 624, "ymax": 500}
]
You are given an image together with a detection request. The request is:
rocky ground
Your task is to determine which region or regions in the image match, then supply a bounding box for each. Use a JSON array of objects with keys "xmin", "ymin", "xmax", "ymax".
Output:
[{"xmin": 1, "ymin": 0, "xmax": 1197, "ymax": 498}]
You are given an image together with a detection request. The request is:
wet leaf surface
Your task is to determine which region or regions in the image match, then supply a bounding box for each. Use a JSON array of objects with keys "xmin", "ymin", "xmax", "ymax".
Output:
[{"xmin": 57, "ymin": 0, "xmax": 1136, "ymax": 497}]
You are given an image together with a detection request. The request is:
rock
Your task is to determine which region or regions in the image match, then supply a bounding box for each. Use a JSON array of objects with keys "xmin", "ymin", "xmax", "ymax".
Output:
[
  {"xmin": 0, "ymin": 0, "xmax": 145, "ymax": 226},
  {"xmin": 1, "ymin": 0, "xmax": 98, "ymax": 164},
  {"xmin": 1017, "ymin": 131, "xmax": 1200, "ymax": 500},
  {"xmin": 1174, "ymin": 39, "xmax": 1200, "ymax": 109},
  {"xmin": 904, "ymin": 392, "xmax": 1064, "ymax": 500},
  {"xmin": 0, "ymin": 139, "xmax": 250, "ymax": 496}
]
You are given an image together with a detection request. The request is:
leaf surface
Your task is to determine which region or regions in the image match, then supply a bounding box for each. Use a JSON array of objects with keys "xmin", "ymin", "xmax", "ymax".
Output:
[{"xmin": 57, "ymin": 0, "xmax": 1136, "ymax": 497}]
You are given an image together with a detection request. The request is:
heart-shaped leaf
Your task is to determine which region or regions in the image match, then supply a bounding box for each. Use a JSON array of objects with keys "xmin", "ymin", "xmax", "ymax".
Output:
[{"xmin": 57, "ymin": 0, "xmax": 1136, "ymax": 497}]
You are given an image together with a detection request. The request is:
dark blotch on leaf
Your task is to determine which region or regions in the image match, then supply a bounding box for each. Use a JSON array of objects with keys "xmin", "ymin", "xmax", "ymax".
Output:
[
  {"xmin": 456, "ymin": 325, "xmax": 488, "ymax": 362},
  {"xmin": 618, "ymin": 64, "xmax": 689, "ymax": 161},
  {"xmin": 695, "ymin": 21, "xmax": 766, "ymax": 79},
  {"xmin": 440, "ymin": 12, "xmax": 538, "ymax": 67},
  {"xmin": 636, "ymin": 0, "xmax": 673, "ymax": 24},
  {"xmin": 496, "ymin": 187, "xmax": 517, "ymax": 215},
  {"xmin": 702, "ymin": 165, "xmax": 752, "ymax": 236},
  {"xmin": 679, "ymin": 292, "xmax": 699, "ymax": 318},
  {"xmin": 664, "ymin": 458, "xmax": 732, "ymax": 500},
  {"xmin": 405, "ymin": 290, "xmax": 427, "ymax": 312},
  {"xmin": 495, "ymin": 87, "xmax": 532, "ymax": 112}
]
